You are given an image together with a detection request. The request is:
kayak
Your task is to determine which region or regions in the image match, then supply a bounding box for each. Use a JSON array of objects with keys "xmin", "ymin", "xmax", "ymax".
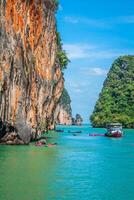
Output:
[
  {"xmin": 89, "ymin": 133, "xmax": 105, "ymax": 137},
  {"xmin": 68, "ymin": 131, "xmax": 82, "ymax": 133},
  {"xmin": 47, "ymin": 143, "xmax": 57, "ymax": 147},
  {"xmin": 56, "ymin": 130, "xmax": 64, "ymax": 133},
  {"xmin": 35, "ymin": 142, "xmax": 57, "ymax": 147},
  {"xmin": 35, "ymin": 141, "xmax": 45, "ymax": 146}
]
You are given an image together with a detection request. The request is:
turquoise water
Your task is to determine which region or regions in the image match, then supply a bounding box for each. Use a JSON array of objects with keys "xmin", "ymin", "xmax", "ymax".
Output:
[{"xmin": 0, "ymin": 125, "xmax": 134, "ymax": 200}]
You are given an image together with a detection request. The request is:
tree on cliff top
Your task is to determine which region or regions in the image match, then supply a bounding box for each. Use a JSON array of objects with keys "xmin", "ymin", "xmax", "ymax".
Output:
[{"xmin": 90, "ymin": 55, "xmax": 134, "ymax": 128}]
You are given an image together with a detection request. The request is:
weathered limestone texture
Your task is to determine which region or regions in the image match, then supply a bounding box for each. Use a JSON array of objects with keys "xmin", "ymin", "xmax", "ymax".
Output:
[
  {"xmin": 55, "ymin": 88, "xmax": 72, "ymax": 125},
  {"xmin": 0, "ymin": 0, "xmax": 65, "ymax": 144}
]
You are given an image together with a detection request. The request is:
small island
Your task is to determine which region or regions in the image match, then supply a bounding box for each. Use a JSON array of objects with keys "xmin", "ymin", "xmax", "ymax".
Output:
[
  {"xmin": 90, "ymin": 56, "xmax": 134, "ymax": 128},
  {"xmin": 72, "ymin": 114, "xmax": 83, "ymax": 126}
]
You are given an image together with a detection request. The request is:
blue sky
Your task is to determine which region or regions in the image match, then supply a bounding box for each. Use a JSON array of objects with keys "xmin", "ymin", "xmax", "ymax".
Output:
[{"xmin": 56, "ymin": 0, "xmax": 134, "ymax": 123}]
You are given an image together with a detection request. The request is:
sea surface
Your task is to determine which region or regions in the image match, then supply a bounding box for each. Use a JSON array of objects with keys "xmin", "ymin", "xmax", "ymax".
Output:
[{"xmin": 0, "ymin": 125, "xmax": 134, "ymax": 200}]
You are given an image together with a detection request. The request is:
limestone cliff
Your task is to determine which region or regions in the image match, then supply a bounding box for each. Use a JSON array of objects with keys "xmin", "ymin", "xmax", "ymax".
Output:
[
  {"xmin": 75, "ymin": 114, "xmax": 83, "ymax": 126},
  {"xmin": 0, "ymin": 0, "xmax": 66, "ymax": 144},
  {"xmin": 72, "ymin": 114, "xmax": 83, "ymax": 126},
  {"xmin": 55, "ymin": 88, "xmax": 72, "ymax": 125},
  {"xmin": 90, "ymin": 56, "xmax": 134, "ymax": 128}
]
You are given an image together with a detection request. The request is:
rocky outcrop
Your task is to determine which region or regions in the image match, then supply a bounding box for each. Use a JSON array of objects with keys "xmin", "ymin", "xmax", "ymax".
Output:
[
  {"xmin": 71, "ymin": 114, "xmax": 83, "ymax": 126},
  {"xmin": 74, "ymin": 114, "xmax": 83, "ymax": 126},
  {"xmin": 0, "ymin": 0, "xmax": 65, "ymax": 144},
  {"xmin": 55, "ymin": 88, "xmax": 72, "ymax": 125}
]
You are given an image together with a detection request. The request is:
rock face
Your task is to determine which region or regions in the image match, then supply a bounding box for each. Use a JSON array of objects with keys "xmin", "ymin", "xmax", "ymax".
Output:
[
  {"xmin": 55, "ymin": 88, "xmax": 72, "ymax": 125},
  {"xmin": 0, "ymin": 0, "xmax": 65, "ymax": 144},
  {"xmin": 90, "ymin": 56, "xmax": 134, "ymax": 128},
  {"xmin": 72, "ymin": 114, "xmax": 83, "ymax": 126},
  {"xmin": 75, "ymin": 114, "xmax": 83, "ymax": 126}
]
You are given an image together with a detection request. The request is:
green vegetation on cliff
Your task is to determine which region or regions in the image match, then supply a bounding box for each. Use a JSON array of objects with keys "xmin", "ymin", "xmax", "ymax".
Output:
[
  {"xmin": 56, "ymin": 32, "xmax": 70, "ymax": 71},
  {"xmin": 90, "ymin": 55, "xmax": 134, "ymax": 128},
  {"xmin": 54, "ymin": 0, "xmax": 59, "ymax": 9},
  {"xmin": 59, "ymin": 88, "xmax": 72, "ymax": 115}
]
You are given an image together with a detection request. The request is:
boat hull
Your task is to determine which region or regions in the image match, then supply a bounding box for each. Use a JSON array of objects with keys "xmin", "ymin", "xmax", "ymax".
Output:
[{"xmin": 105, "ymin": 131, "xmax": 123, "ymax": 138}]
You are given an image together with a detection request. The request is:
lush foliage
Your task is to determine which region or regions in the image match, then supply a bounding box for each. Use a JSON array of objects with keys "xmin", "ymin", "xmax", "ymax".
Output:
[
  {"xmin": 54, "ymin": 0, "xmax": 59, "ymax": 9},
  {"xmin": 90, "ymin": 56, "xmax": 134, "ymax": 128},
  {"xmin": 39, "ymin": 118, "xmax": 49, "ymax": 133},
  {"xmin": 56, "ymin": 32, "xmax": 70, "ymax": 70},
  {"xmin": 57, "ymin": 50, "xmax": 69, "ymax": 70}
]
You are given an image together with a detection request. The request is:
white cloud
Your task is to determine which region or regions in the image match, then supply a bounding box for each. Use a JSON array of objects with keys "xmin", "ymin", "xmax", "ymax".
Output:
[
  {"xmin": 59, "ymin": 4, "xmax": 63, "ymax": 11},
  {"xmin": 63, "ymin": 43, "xmax": 133, "ymax": 60},
  {"xmin": 87, "ymin": 50, "xmax": 125, "ymax": 59},
  {"xmin": 64, "ymin": 16, "xmax": 106, "ymax": 27},
  {"xmin": 63, "ymin": 44, "xmax": 95, "ymax": 59},
  {"xmin": 117, "ymin": 16, "xmax": 134, "ymax": 24},
  {"xmin": 81, "ymin": 67, "xmax": 108, "ymax": 76},
  {"xmin": 64, "ymin": 15, "xmax": 134, "ymax": 27},
  {"xmin": 70, "ymin": 83, "xmax": 83, "ymax": 93},
  {"xmin": 64, "ymin": 16, "xmax": 79, "ymax": 24},
  {"xmin": 69, "ymin": 82, "xmax": 79, "ymax": 89},
  {"xmin": 74, "ymin": 88, "xmax": 82, "ymax": 93},
  {"xmin": 66, "ymin": 80, "xmax": 91, "ymax": 94}
]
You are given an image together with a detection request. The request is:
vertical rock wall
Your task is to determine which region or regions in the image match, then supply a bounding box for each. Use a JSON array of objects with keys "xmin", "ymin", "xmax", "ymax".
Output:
[
  {"xmin": 0, "ymin": 0, "xmax": 64, "ymax": 143},
  {"xmin": 55, "ymin": 88, "xmax": 72, "ymax": 125}
]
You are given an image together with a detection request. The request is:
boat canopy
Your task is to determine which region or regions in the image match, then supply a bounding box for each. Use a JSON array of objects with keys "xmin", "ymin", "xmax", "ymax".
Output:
[{"xmin": 107, "ymin": 123, "xmax": 122, "ymax": 131}]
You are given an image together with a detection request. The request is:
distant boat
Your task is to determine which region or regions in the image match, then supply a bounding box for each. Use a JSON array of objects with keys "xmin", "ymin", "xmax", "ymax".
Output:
[
  {"xmin": 68, "ymin": 130, "xmax": 82, "ymax": 136},
  {"xmin": 68, "ymin": 131, "xmax": 82, "ymax": 133},
  {"xmin": 68, "ymin": 131, "xmax": 82, "ymax": 134},
  {"xmin": 105, "ymin": 123, "xmax": 123, "ymax": 138},
  {"xmin": 89, "ymin": 133, "xmax": 105, "ymax": 137},
  {"xmin": 72, "ymin": 133, "xmax": 78, "ymax": 136},
  {"xmin": 56, "ymin": 130, "xmax": 64, "ymax": 133}
]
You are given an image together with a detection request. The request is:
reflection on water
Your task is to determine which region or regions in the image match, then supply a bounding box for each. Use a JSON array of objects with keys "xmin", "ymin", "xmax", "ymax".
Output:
[{"xmin": 0, "ymin": 126, "xmax": 134, "ymax": 200}]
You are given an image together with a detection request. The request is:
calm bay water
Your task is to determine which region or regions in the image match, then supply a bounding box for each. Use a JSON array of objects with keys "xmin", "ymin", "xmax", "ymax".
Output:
[{"xmin": 0, "ymin": 125, "xmax": 134, "ymax": 200}]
